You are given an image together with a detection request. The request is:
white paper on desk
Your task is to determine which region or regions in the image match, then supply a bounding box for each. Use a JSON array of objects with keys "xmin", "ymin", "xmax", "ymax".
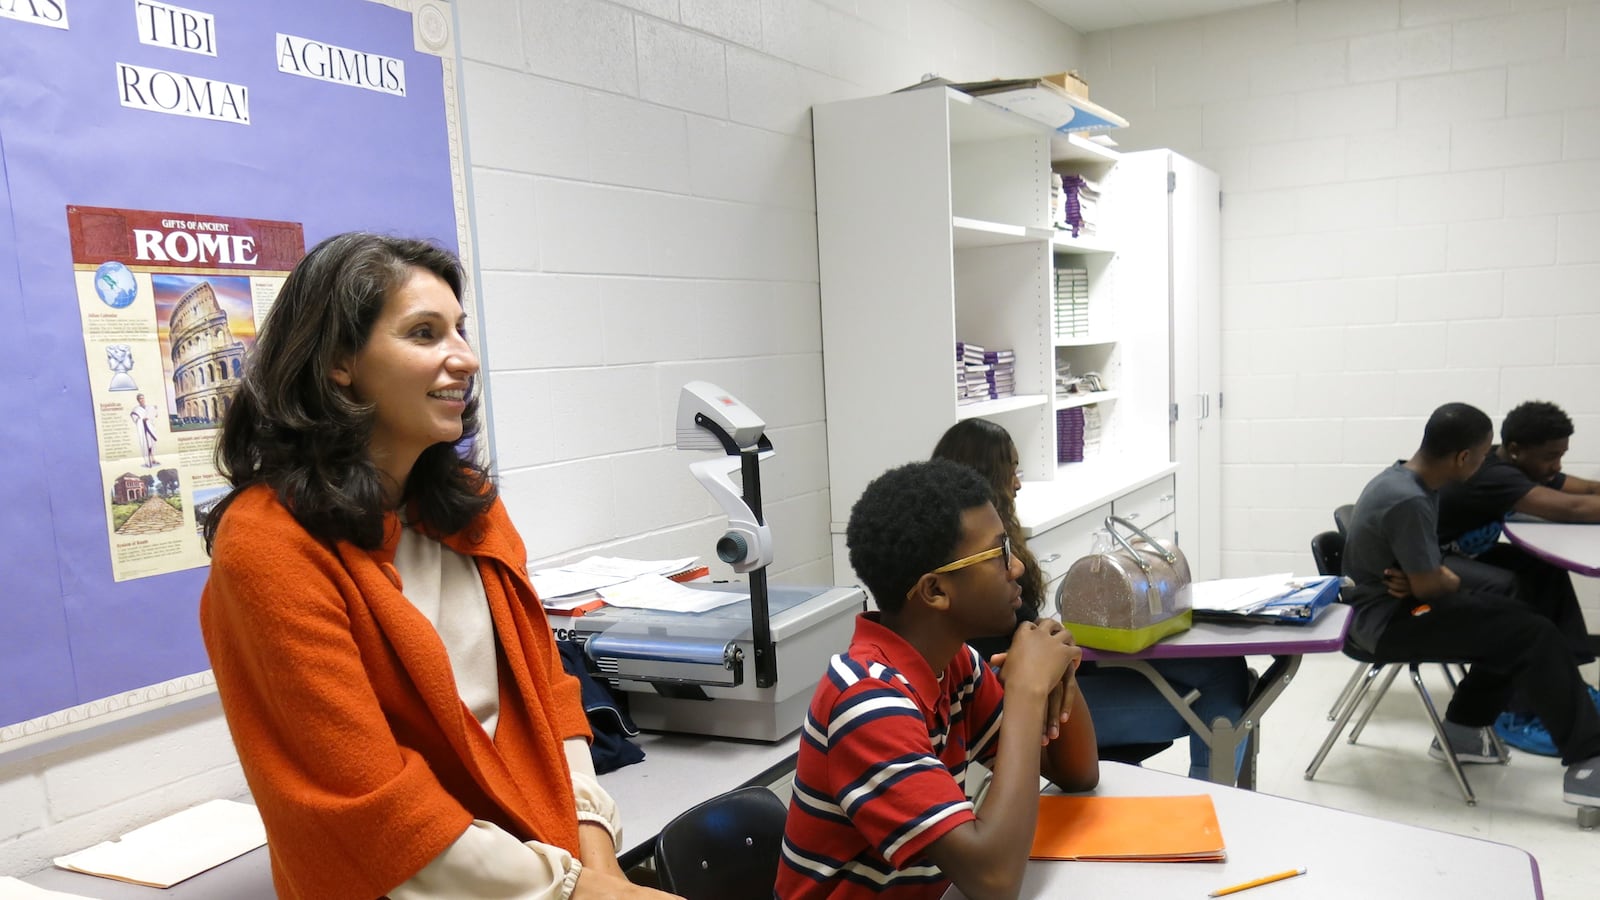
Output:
[
  {"xmin": 541, "ymin": 591, "xmax": 604, "ymax": 611},
  {"xmin": 598, "ymin": 574, "xmax": 747, "ymax": 613},
  {"xmin": 1189, "ymin": 573, "xmax": 1297, "ymax": 612},
  {"xmin": 529, "ymin": 568, "xmax": 627, "ymax": 600},
  {"xmin": 569, "ymin": 555, "xmax": 699, "ymax": 579},
  {"xmin": 52, "ymin": 798, "xmax": 266, "ymax": 889},
  {"xmin": 531, "ymin": 556, "xmax": 701, "ymax": 601},
  {"xmin": 0, "ymin": 877, "xmax": 94, "ymax": 900}
]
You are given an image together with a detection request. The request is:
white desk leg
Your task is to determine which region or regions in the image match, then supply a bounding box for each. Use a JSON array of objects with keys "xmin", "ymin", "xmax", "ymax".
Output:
[{"xmin": 1094, "ymin": 654, "xmax": 1300, "ymax": 787}]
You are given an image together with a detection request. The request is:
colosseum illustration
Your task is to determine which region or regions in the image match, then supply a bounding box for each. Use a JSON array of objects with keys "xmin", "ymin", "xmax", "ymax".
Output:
[{"xmin": 168, "ymin": 280, "xmax": 246, "ymax": 429}]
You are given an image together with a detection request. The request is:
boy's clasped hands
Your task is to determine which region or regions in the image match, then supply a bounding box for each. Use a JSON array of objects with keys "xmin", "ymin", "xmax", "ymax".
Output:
[{"xmin": 988, "ymin": 619, "xmax": 1084, "ymax": 746}]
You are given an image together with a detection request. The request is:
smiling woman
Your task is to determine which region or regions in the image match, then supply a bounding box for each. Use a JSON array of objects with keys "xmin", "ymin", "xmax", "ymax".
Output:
[
  {"xmin": 197, "ymin": 234, "xmax": 678, "ymax": 900},
  {"xmin": 329, "ymin": 265, "xmax": 479, "ymax": 504}
]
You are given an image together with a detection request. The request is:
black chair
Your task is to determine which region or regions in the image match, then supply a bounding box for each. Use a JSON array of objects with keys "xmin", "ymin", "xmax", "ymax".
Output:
[
  {"xmin": 1333, "ymin": 504, "xmax": 1355, "ymax": 536},
  {"xmin": 1304, "ymin": 529, "xmax": 1503, "ymax": 806},
  {"xmin": 653, "ymin": 786, "xmax": 789, "ymax": 900}
]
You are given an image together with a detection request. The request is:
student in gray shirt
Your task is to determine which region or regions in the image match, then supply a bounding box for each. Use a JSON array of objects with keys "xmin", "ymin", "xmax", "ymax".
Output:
[{"xmin": 1343, "ymin": 403, "xmax": 1600, "ymax": 811}]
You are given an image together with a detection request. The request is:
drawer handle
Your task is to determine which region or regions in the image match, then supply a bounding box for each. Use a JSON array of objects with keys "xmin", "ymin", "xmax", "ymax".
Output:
[
  {"xmin": 1159, "ymin": 494, "xmax": 1173, "ymax": 502},
  {"xmin": 1124, "ymin": 512, "xmax": 1141, "ymax": 520},
  {"xmin": 1039, "ymin": 554, "xmax": 1061, "ymax": 564}
]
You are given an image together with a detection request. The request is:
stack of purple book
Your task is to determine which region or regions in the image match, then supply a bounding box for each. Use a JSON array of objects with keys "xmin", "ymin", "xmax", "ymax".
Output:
[
  {"xmin": 1059, "ymin": 174, "xmax": 1101, "ymax": 239},
  {"xmin": 982, "ymin": 349, "xmax": 1015, "ymax": 399},
  {"xmin": 1057, "ymin": 406, "xmax": 1086, "ymax": 463},
  {"xmin": 956, "ymin": 341, "xmax": 986, "ymax": 405}
]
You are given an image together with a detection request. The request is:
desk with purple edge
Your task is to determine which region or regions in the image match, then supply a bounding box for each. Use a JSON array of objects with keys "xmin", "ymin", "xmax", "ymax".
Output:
[
  {"xmin": 1502, "ymin": 520, "xmax": 1600, "ymax": 577},
  {"xmin": 1076, "ymin": 604, "xmax": 1352, "ymax": 786}
]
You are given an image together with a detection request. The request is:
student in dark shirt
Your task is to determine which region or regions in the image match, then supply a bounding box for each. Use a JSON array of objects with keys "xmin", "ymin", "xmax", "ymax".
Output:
[
  {"xmin": 1343, "ymin": 403, "xmax": 1600, "ymax": 811},
  {"xmin": 1436, "ymin": 400, "xmax": 1600, "ymax": 754}
]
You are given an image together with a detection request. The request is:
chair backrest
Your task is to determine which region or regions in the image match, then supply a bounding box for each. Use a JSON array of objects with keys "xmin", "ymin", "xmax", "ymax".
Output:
[
  {"xmin": 653, "ymin": 785, "xmax": 789, "ymax": 900},
  {"xmin": 1333, "ymin": 504, "xmax": 1355, "ymax": 535},
  {"xmin": 1310, "ymin": 531, "xmax": 1344, "ymax": 578}
]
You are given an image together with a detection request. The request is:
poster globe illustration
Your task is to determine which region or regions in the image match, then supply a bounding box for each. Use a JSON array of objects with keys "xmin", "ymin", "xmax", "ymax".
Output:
[{"xmin": 94, "ymin": 260, "xmax": 137, "ymax": 309}]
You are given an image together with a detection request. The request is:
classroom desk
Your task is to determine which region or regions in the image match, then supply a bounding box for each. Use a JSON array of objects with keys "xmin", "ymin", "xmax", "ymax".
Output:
[
  {"xmin": 941, "ymin": 761, "xmax": 1544, "ymax": 899},
  {"xmin": 22, "ymin": 730, "xmax": 799, "ymax": 897},
  {"xmin": 1503, "ymin": 520, "xmax": 1600, "ymax": 577},
  {"xmin": 1078, "ymin": 604, "xmax": 1352, "ymax": 787}
]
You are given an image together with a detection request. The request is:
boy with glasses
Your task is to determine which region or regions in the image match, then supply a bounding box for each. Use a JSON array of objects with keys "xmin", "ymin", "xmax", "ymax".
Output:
[{"xmin": 776, "ymin": 460, "xmax": 1099, "ymax": 900}]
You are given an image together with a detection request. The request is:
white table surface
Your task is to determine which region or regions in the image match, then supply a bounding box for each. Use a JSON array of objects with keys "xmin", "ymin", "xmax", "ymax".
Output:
[
  {"xmin": 22, "ymin": 730, "xmax": 799, "ymax": 897},
  {"xmin": 608, "ymin": 730, "xmax": 798, "ymax": 863},
  {"xmin": 1502, "ymin": 520, "xmax": 1600, "ymax": 577},
  {"xmin": 944, "ymin": 761, "xmax": 1543, "ymax": 899}
]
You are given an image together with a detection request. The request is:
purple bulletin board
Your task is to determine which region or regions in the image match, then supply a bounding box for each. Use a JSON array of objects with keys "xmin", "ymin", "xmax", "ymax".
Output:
[{"xmin": 0, "ymin": 0, "xmax": 470, "ymax": 734}]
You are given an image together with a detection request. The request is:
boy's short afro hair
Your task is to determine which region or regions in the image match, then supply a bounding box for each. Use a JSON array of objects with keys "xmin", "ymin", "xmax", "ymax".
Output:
[
  {"xmin": 1502, "ymin": 401, "xmax": 1574, "ymax": 448},
  {"xmin": 846, "ymin": 459, "xmax": 994, "ymax": 614}
]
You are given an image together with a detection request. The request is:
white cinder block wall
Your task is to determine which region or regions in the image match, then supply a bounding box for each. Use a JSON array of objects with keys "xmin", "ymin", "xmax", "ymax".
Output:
[
  {"xmin": 1081, "ymin": 0, "xmax": 1600, "ymax": 624},
  {"xmin": 459, "ymin": 0, "xmax": 1084, "ymax": 582},
  {"xmin": 0, "ymin": 0, "xmax": 1088, "ymax": 877}
]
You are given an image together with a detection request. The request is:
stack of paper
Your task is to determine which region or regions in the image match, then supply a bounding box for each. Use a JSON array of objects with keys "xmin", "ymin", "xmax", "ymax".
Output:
[
  {"xmin": 596, "ymin": 575, "xmax": 748, "ymax": 614},
  {"xmin": 1082, "ymin": 405, "xmax": 1103, "ymax": 458},
  {"xmin": 1029, "ymin": 794, "xmax": 1225, "ymax": 862},
  {"xmin": 531, "ymin": 556, "xmax": 703, "ymax": 614}
]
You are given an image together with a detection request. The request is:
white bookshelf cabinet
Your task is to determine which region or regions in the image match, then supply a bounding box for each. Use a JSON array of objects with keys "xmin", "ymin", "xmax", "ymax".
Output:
[{"xmin": 813, "ymin": 86, "xmax": 1218, "ymax": 590}]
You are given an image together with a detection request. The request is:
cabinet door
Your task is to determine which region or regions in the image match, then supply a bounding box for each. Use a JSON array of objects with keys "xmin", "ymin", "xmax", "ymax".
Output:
[
  {"xmin": 1030, "ymin": 503, "xmax": 1111, "ymax": 618},
  {"xmin": 1111, "ymin": 475, "xmax": 1175, "ymax": 530},
  {"xmin": 1169, "ymin": 154, "xmax": 1221, "ymax": 579}
]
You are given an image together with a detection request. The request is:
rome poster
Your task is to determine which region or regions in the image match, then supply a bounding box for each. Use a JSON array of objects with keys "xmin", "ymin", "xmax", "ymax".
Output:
[{"xmin": 67, "ymin": 205, "xmax": 304, "ymax": 581}]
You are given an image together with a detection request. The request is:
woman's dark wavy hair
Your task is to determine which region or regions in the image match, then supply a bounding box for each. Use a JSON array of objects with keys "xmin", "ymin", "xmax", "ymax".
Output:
[
  {"xmin": 846, "ymin": 459, "xmax": 993, "ymax": 615},
  {"xmin": 202, "ymin": 232, "xmax": 495, "ymax": 552},
  {"xmin": 931, "ymin": 419, "xmax": 1044, "ymax": 620}
]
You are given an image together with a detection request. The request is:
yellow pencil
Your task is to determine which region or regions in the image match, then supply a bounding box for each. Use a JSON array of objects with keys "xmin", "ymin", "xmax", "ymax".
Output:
[{"xmin": 1208, "ymin": 867, "xmax": 1307, "ymax": 897}]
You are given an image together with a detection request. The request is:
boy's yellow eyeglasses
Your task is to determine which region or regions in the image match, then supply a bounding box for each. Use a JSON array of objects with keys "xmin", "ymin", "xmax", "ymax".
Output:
[{"xmin": 931, "ymin": 534, "xmax": 1012, "ymax": 574}]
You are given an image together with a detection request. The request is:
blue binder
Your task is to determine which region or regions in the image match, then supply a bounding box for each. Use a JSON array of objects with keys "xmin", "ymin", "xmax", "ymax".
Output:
[{"xmin": 1192, "ymin": 575, "xmax": 1342, "ymax": 626}]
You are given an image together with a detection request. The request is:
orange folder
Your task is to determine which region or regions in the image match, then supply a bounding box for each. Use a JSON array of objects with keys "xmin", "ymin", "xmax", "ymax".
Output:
[{"xmin": 1029, "ymin": 794, "xmax": 1226, "ymax": 862}]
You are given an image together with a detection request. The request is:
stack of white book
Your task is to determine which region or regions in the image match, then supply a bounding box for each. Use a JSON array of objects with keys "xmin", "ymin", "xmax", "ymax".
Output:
[{"xmin": 1054, "ymin": 266, "xmax": 1089, "ymax": 338}]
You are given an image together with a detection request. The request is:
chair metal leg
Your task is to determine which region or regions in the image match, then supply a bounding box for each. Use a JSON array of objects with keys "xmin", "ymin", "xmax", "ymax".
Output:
[
  {"xmin": 1306, "ymin": 663, "xmax": 1384, "ymax": 781},
  {"xmin": 1409, "ymin": 663, "xmax": 1476, "ymax": 806},
  {"xmin": 1349, "ymin": 664, "xmax": 1402, "ymax": 743},
  {"xmin": 1580, "ymin": 806, "xmax": 1600, "ymax": 830},
  {"xmin": 1326, "ymin": 662, "xmax": 1368, "ymax": 721},
  {"xmin": 1440, "ymin": 663, "xmax": 1465, "ymax": 690}
]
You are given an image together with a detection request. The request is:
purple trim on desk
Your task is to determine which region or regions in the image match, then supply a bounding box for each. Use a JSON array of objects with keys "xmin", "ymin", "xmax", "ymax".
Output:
[
  {"xmin": 1079, "ymin": 604, "xmax": 1351, "ymax": 661},
  {"xmin": 1502, "ymin": 521, "xmax": 1600, "ymax": 578}
]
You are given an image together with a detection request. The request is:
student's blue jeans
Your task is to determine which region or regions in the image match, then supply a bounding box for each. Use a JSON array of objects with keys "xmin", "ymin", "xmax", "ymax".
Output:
[{"xmin": 1076, "ymin": 656, "xmax": 1251, "ymax": 780}]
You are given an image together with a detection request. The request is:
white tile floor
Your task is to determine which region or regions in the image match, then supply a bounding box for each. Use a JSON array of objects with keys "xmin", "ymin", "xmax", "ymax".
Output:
[{"xmin": 1137, "ymin": 652, "xmax": 1600, "ymax": 900}]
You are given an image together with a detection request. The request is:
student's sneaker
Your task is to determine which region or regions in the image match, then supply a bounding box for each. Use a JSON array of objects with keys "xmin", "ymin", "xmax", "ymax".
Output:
[
  {"xmin": 1564, "ymin": 756, "xmax": 1600, "ymax": 807},
  {"xmin": 1494, "ymin": 711, "xmax": 1560, "ymax": 757},
  {"xmin": 1428, "ymin": 720, "xmax": 1508, "ymax": 765},
  {"xmin": 1588, "ymin": 685, "xmax": 1600, "ymax": 714}
]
